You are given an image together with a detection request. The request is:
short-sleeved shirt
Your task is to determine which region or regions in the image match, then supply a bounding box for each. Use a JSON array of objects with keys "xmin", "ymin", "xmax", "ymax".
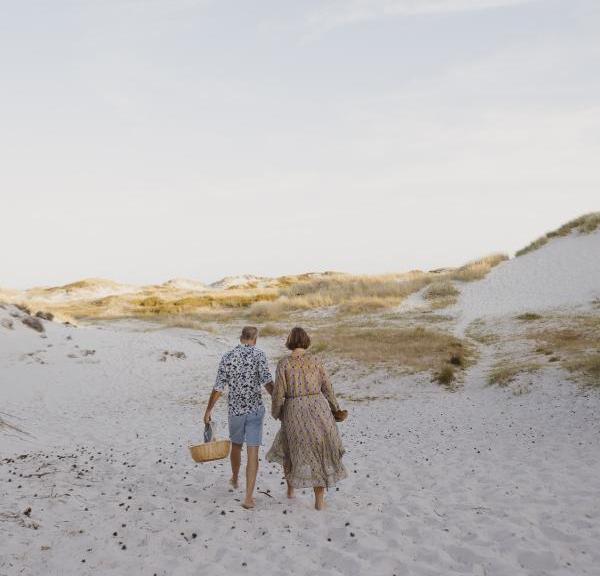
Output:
[{"xmin": 214, "ymin": 344, "xmax": 273, "ymax": 416}]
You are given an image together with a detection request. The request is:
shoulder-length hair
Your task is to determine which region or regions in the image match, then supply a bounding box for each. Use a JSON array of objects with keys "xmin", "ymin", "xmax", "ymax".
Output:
[{"xmin": 285, "ymin": 326, "xmax": 311, "ymax": 350}]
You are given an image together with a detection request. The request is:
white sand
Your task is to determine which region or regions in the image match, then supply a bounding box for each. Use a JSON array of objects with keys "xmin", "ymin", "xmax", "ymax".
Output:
[
  {"xmin": 453, "ymin": 230, "xmax": 600, "ymax": 334},
  {"xmin": 2, "ymin": 232, "xmax": 600, "ymax": 575}
]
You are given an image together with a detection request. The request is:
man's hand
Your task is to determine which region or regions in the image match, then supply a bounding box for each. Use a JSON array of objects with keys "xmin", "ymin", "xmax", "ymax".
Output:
[{"xmin": 203, "ymin": 389, "xmax": 222, "ymax": 426}]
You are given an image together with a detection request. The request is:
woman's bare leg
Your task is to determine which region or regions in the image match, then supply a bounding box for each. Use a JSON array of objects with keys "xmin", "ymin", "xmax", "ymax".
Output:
[
  {"xmin": 282, "ymin": 460, "xmax": 295, "ymax": 498},
  {"xmin": 286, "ymin": 477, "xmax": 295, "ymax": 499},
  {"xmin": 314, "ymin": 487, "xmax": 325, "ymax": 510}
]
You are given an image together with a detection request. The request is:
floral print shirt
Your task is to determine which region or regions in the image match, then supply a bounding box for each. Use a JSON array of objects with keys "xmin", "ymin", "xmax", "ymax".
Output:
[{"xmin": 214, "ymin": 344, "xmax": 273, "ymax": 416}]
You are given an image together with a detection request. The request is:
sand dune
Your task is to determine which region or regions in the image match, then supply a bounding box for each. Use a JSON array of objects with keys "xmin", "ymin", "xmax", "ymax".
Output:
[
  {"xmin": 24, "ymin": 278, "xmax": 139, "ymax": 303},
  {"xmin": 1, "ymin": 220, "xmax": 599, "ymax": 575},
  {"xmin": 454, "ymin": 229, "xmax": 600, "ymax": 334},
  {"xmin": 158, "ymin": 278, "xmax": 208, "ymax": 291}
]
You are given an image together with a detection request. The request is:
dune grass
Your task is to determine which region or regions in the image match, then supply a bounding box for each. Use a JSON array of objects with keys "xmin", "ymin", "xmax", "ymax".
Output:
[
  {"xmin": 244, "ymin": 297, "xmax": 305, "ymax": 321},
  {"xmin": 242, "ymin": 272, "xmax": 431, "ymax": 320},
  {"xmin": 244, "ymin": 256, "xmax": 506, "ymax": 321},
  {"xmin": 336, "ymin": 297, "xmax": 403, "ymax": 315},
  {"xmin": 258, "ymin": 323, "xmax": 287, "ymax": 337},
  {"xmin": 16, "ymin": 252, "xmax": 508, "ymax": 323},
  {"xmin": 310, "ymin": 324, "xmax": 473, "ymax": 378},
  {"xmin": 424, "ymin": 280, "xmax": 460, "ymax": 309},
  {"xmin": 424, "ymin": 281, "xmax": 459, "ymax": 300},
  {"xmin": 448, "ymin": 253, "xmax": 509, "ymax": 281},
  {"xmin": 516, "ymin": 212, "xmax": 600, "ymax": 257},
  {"xmin": 282, "ymin": 272, "xmax": 427, "ymax": 300},
  {"xmin": 133, "ymin": 290, "xmax": 279, "ymax": 315},
  {"xmin": 527, "ymin": 314, "xmax": 600, "ymax": 387},
  {"xmin": 565, "ymin": 355, "xmax": 600, "ymax": 386},
  {"xmin": 434, "ymin": 365, "xmax": 456, "ymax": 388},
  {"xmin": 487, "ymin": 362, "xmax": 542, "ymax": 387},
  {"xmin": 516, "ymin": 312, "xmax": 543, "ymax": 321}
]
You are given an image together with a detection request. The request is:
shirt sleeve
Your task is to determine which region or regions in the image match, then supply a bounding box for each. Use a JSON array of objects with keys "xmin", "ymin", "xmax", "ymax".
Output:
[
  {"xmin": 271, "ymin": 360, "xmax": 286, "ymax": 420},
  {"xmin": 257, "ymin": 350, "xmax": 273, "ymax": 387},
  {"xmin": 213, "ymin": 356, "xmax": 228, "ymax": 392},
  {"xmin": 319, "ymin": 361, "xmax": 340, "ymax": 412}
]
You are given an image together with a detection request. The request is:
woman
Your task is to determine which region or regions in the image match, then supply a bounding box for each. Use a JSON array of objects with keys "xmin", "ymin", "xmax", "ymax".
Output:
[{"xmin": 266, "ymin": 327, "xmax": 347, "ymax": 510}]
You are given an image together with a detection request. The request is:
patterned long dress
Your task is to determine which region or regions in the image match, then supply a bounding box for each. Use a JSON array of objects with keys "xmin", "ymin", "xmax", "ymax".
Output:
[{"xmin": 266, "ymin": 353, "xmax": 348, "ymax": 488}]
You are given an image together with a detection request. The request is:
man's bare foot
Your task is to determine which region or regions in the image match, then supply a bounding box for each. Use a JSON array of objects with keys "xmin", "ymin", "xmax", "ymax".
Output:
[
  {"xmin": 229, "ymin": 477, "xmax": 239, "ymax": 489},
  {"xmin": 241, "ymin": 497, "xmax": 255, "ymax": 509}
]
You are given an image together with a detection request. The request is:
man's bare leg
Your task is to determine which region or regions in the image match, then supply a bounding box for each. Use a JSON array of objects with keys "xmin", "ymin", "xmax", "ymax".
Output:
[
  {"xmin": 241, "ymin": 446, "xmax": 259, "ymax": 509},
  {"xmin": 314, "ymin": 487, "xmax": 325, "ymax": 511},
  {"xmin": 230, "ymin": 443, "xmax": 242, "ymax": 489}
]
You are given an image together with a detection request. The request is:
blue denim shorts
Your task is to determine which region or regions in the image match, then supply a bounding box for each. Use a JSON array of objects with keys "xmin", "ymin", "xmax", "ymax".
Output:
[{"xmin": 228, "ymin": 405, "xmax": 265, "ymax": 446}]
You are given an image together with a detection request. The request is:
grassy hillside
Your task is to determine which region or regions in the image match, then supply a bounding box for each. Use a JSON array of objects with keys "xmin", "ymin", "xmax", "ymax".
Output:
[
  {"xmin": 10, "ymin": 253, "xmax": 508, "ymax": 323},
  {"xmin": 516, "ymin": 212, "xmax": 600, "ymax": 257}
]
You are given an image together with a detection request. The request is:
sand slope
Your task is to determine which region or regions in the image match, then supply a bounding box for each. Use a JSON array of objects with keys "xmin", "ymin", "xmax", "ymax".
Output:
[{"xmin": 454, "ymin": 230, "xmax": 600, "ymax": 333}]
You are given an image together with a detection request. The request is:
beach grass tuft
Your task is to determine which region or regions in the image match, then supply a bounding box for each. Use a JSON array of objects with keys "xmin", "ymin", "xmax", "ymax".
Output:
[
  {"xmin": 516, "ymin": 312, "xmax": 543, "ymax": 321},
  {"xmin": 487, "ymin": 362, "xmax": 541, "ymax": 387}
]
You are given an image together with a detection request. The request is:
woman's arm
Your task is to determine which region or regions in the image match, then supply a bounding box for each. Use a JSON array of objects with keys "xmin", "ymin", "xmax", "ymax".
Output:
[
  {"xmin": 271, "ymin": 361, "xmax": 286, "ymax": 420},
  {"xmin": 319, "ymin": 361, "xmax": 340, "ymax": 412}
]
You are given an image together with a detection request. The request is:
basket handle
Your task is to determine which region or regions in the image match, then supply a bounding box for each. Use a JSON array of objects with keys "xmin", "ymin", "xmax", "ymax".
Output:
[{"xmin": 204, "ymin": 421, "xmax": 215, "ymax": 443}]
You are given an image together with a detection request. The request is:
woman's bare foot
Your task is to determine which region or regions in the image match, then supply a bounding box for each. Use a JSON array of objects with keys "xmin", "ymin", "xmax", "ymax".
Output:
[
  {"xmin": 229, "ymin": 477, "xmax": 239, "ymax": 489},
  {"xmin": 286, "ymin": 479, "xmax": 295, "ymax": 499},
  {"xmin": 314, "ymin": 487, "xmax": 325, "ymax": 510},
  {"xmin": 241, "ymin": 497, "xmax": 255, "ymax": 509}
]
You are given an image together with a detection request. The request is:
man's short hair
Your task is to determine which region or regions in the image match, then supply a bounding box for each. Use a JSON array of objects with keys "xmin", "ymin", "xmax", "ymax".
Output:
[{"xmin": 240, "ymin": 326, "xmax": 258, "ymax": 341}]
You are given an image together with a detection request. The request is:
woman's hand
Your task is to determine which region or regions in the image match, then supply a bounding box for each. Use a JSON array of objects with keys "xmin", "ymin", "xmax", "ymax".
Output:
[{"xmin": 203, "ymin": 410, "xmax": 212, "ymax": 425}]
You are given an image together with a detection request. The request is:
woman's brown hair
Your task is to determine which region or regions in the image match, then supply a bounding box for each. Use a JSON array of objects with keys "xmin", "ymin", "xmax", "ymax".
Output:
[{"xmin": 286, "ymin": 326, "xmax": 311, "ymax": 350}]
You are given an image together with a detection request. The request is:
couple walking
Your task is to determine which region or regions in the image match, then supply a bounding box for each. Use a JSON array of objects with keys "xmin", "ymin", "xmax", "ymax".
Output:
[{"xmin": 203, "ymin": 326, "xmax": 347, "ymax": 510}]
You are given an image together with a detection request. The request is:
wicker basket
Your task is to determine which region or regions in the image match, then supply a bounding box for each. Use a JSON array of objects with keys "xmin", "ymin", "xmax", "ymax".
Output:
[{"xmin": 189, "ymin": 439, "xmax": 231, "ymax": 463}]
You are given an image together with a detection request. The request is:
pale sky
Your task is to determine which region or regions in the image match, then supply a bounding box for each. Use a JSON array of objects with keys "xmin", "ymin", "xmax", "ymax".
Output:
[{"xmin": 1, "ymin": 0, "xmax": 598, "ymax": 289}]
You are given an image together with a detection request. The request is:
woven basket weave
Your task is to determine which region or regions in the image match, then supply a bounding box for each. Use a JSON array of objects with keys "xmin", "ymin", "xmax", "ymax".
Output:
[{"xmin": 189, "ymin": 439, "xmax": 231, "ymax": 463}]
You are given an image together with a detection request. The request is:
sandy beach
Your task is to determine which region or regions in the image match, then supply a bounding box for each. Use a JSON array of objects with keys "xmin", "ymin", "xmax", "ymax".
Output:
[{"xmin": 2, "ymin": 229, "xmax": 600, "ymax": 575}]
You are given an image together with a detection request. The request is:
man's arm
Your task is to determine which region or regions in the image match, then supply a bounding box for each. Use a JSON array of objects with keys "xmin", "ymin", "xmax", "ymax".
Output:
[
  {"xmin": 204, "ymin": 389, "xmax": 222, "ymax": 424},
  {"xmin": 205, "ymin": 356, "xmax": 226, "ymax": 424},
  {"xmin": 257, "ymin": 350, "xmax": 274, "ymax": 396}
]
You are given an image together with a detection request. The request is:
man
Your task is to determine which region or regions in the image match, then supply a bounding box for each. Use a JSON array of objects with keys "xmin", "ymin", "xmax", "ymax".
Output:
[{"xmin": 204, "ymin": 326, "xmax": 273, "ymax": 509}]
